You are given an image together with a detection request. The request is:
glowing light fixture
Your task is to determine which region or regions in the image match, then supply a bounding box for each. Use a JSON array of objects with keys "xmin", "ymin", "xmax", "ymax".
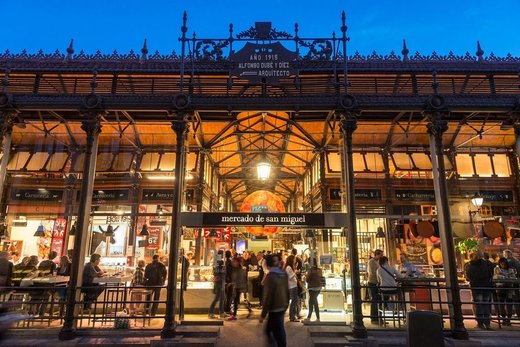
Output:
[
  {"xmin": 256, "ymin": 155, "xmax": 271, "ymax": 180},
  {"xmin": 147, "ymin": 175, "xmax": 175, "ymax": 180},
  {"xmin": 471, "ymin": 193, "xmax": 484, "ymax": 209}
]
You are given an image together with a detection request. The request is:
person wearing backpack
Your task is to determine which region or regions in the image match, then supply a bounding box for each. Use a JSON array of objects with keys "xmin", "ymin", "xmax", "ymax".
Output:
[{"xmin": 145, "ymin": 254, "xmax": 167, "ymax": 316}]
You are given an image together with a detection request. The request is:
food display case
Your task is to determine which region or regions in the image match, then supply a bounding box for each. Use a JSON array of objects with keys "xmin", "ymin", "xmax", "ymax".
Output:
[{"xmin": 321, "ymin": 275, "xmax": 346, "ymax": 311}]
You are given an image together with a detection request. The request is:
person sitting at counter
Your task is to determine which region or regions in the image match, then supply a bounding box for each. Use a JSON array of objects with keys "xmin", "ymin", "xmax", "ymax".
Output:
[
  {"xmin": 376, "ymin": 256, "xmax": 403, "ymax": 315},
  {"xmin": 81, "ymin": 253, "xmax": 106, "ymax": 312},
  {"xmin": 399, "ymin": 254, "xmax": 421, "ymax": 278},
  {"xmin": 57, "ymin": 256, "xmax": 71, "ymax": 276},
  {"xmin": 493, "ymin": 257, "xmax": 517, "ymax": 326},
  {"xmin": 465, "ymin": 252, "xmax": 493, "ymax": 330},
  {"xmin": 11, "ymin": 256, "xmax": 38, "ymax": 287},
  {"xmin": 38, "ymin": 251, "xmax": 58, "ymax": 276}
]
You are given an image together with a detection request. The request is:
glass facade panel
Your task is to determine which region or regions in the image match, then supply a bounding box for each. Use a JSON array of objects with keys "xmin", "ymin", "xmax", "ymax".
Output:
[
  {"xmin": 474, "ymin": 154, "xmax": 493, "ymax": 177},
  {"xmin": 455, "ymin": 154, "xmax": 474, "ymax": 177}
]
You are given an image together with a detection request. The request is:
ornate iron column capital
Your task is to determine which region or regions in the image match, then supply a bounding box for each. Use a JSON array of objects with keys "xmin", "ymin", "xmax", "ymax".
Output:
[
  {"xmin": 0, "ymin": 112, "xmax": 15, "ymax": 137},
  {"xmin": 340, "ymin": 113, "xmax": 358, "ymax": 135},
  {"xmin": 171, "ymin": 113, "xmax": 190, "ymax": 135},
  {"xmin": 80, "ymin": 112, "xmax": 102, "ymax": 147},
  {"xmin": 426, "ymin": 110, "xmax": 449, "ymax": 140}
]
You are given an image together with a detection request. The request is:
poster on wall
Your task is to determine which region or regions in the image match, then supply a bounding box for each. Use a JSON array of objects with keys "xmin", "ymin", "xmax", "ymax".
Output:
[
  {"xmin": 146, "ymin": 226, "xmax": 162, "ymax": 250},
  {"xmin": 51, "ymin": 218, "xmax": 67, "ymax": 256}
]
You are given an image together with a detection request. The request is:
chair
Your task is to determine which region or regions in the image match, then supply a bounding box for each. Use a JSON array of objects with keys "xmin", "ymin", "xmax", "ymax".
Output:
[
  {"xmin": 378, "ymin": 288, "xmax": 406, "ymax": 327},
  {"xmin": 128, "ymin": 288, "xmax": 153, "ymax": 327}
]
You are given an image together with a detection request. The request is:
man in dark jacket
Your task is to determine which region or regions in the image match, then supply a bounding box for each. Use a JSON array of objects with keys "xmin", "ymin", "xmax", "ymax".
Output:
[
  {"xmin": 224, "ymin": 250, "xmax": 233, "ymax": 314},
  {"xmin": 465, "ymin": 251, "xmax": 493, "ymax": 329},
  {"xmin": 145, "ymin": 254, "xmax": 167, "ymax": 316},
  {"xmin": 260, "ymin": 254, "xmax": 289, "ymax": 347}
]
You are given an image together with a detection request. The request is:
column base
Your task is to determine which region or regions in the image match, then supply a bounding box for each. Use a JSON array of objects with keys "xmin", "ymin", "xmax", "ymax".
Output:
[
  {"xmin": 451, "ymin": 327, "xmax": 469, "ymax": 340},
  {"xmin": 58, "ymin": 327, "xmax": 77, "ymax": 341},
  {"xmin": 161, "ymin": 326, "xmax": 177, "ymax": 339},
  {"xmin": 352, "ymin": 325, "xmax": 368, "ymax": 339}
]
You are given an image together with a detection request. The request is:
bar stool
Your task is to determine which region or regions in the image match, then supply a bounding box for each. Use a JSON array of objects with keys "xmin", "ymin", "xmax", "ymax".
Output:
[{"xmin": 128, "ymin": 288, "xmax": 153, "ymax": 327}]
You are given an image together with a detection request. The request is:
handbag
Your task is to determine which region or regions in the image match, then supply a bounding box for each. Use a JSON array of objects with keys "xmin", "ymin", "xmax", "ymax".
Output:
[{"xmin": 114, "ymin": 308, "xmax": 130, "ymax": 329}]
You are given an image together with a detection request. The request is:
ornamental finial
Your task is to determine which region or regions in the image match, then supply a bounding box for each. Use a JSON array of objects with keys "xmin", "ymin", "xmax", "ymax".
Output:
[
  {"xmin": 66, "ymin": 39, "xmax": 74, "ymax": 61},
  {"xmin": 476, "ymin": 41, "xmax": 484, "ymax": 62},
  {"xmin": 402, "ymin": 39, "xmax": 409, "ymax": 61},
  {"xmin": 141, "ymin": 39, "xmax": 148, "ymax": 62}
]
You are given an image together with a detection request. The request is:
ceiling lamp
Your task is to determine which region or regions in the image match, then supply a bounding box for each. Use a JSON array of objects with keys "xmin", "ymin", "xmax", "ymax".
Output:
[
  {"xmin": 69, "ymin": 222, "xmax": 77, "ymax": 236},
  {"xmin": 34, "ymin": 223, "xmax": 45, "ymax": 237},
  {"xmin": 157, "ymin": 205, "xmax": 164, "ymax": 215},
  {"xmin": 101, "ymin": 224, "xmax": 118, "ymax": 237},
  {"xmin": 140, "ymin": 224, "xmax": 149, "ymax": 236},
  {"xmin": 471, "ymin": 193, "xmax": 484, "ymax": 209},
  {"xmin": 376, "ymin": 226, "xmax": 386, "ymax": 238},
  {"xmin": 257, "ymin": 155, "xmax": 271, "ymax": 180}
]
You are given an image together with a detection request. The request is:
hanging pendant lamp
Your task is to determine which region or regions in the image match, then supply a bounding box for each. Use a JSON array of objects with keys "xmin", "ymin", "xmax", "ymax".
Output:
[
  {"xmin": 104, "ymin": 224, "xmax": 115, "ymax": 237},
  {"xmin": 140, "ymin": 224, "xmax": 149, "ymax": 236},
  {"xmin": 34, "ymin": 222, "xmax": 45, "ymax": 237}
]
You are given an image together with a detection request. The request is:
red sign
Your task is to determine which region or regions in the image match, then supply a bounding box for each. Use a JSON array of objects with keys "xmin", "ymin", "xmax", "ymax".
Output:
[
  {"xmin": 52, "ymin": 218, "xmax": 66, "ymax": 255},
  {"xmin": 204, "ymin": 228, "xmax": 222, "ymax": 239},
  {"xmin": 146, "ymin": 226, "xmax": 161, "ymax": 249},
  {"xmin": 224, "ymin": 226, "xmax": 231, "ymax": 242}
]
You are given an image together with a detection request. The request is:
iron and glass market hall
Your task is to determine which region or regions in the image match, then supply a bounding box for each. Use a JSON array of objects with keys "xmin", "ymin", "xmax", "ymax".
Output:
[{"xmin": 0, "ymin": 12, "xmax": 519, "ymax": 341}]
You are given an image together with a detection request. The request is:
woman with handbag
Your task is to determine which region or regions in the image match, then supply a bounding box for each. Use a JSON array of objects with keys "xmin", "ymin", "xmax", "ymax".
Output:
[{"xmin": 303, "ymin": 259, "xmax": 322, "ymax": 323}]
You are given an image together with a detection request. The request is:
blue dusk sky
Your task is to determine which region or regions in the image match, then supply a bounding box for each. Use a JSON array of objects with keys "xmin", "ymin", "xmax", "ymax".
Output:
[{"xmin": 2, "ymin": 0, "xmax": 519, "ymax": 57}]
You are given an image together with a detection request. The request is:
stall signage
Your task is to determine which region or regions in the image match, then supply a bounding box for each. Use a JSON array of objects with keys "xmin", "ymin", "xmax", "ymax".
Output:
[
  {"xmin": 231, "ymin": 42, "xmax": 296, "ymax": 84},
  {"xmin": 201, "ymin": 212, "xmax": 324, "ymax": 227},
  {"xmin": 395, "ymin": 190, "xmax": 436, "ymax": 202},
  {"xmin": 330, "ymin": 188, "xmax": 381, "ymax": 201},
  {"xmin": 10, "ymin": 188, "xmax": 63, "ymax": 202},
  {"xmin": 146, "ymin": 226, "xmax": 161, "ymax": 249},
  {"xmin": 91, "ymin": 190, "xmax": 129, "ymax": 203},
  {"xmin": 142, "ymin": 189, "xmax": 175, "ymax": 202},
  {"xmin": 461, "ymin": 190, "xmax": 514, "ymax": 203}
]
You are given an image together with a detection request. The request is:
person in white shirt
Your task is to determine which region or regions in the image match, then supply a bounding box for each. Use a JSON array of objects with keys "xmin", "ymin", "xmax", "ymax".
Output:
[
  {"xmin": 284, "ymin": 255, "xmax": 299, "ymax": 322},
  {"xmin": 376, "ymin": 256, "xmax": 403, "ymax": 312}
]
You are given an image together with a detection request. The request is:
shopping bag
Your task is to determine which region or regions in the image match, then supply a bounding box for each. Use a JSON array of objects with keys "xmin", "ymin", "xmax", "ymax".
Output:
[{"xmin": 114, "ymin": 308, "xmax": 130, "ymax": 329}]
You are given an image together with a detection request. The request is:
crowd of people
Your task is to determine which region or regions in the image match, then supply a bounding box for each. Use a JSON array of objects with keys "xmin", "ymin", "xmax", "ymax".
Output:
[
  {"xmin": 206, "ymin": 248, "xmax": 323, "ymax": 325},
  {"xmin": 465, "ymin": 249, "xmax": 520, "ymax": 329}
]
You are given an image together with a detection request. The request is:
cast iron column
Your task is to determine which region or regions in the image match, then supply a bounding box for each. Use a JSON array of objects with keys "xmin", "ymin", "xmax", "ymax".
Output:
[
  {"xmin": 0, "ymin": 113, "xmax": 14, "ymax": 209},
  {"xmin": 161, "ymin": 112, "xmax": 189, "ymax": 338},
  {"xmin": 59, "ymin": 112, "xmax": 102, "ymax": 340},
  {"xmin": 340, "ymin": 114, "xmax": 367, "ymax": 338},
  {"xmin": 194, "ymin": 150, "xmax": 206, "ymax": 266},
  {"xmin": 427, "ymin": 111, "xmax": 468, "ymax": 340}
]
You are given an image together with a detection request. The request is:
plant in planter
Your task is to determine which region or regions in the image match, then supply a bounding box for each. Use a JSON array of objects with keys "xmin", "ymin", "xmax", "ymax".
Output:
[{"xmin": 455, "ymin": 238, "xmax": 480, "ymax": 259}]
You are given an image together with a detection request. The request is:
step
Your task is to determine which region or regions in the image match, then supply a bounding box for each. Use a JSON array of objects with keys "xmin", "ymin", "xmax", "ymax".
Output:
[
  {"xmin": 151, "ymin": 336, "xmax": 217, "ymax": 347},
  {"xmin": 308, "ymin": 325, "xmax": 353, "ymax": 337},
  {"xmin": 180, "ymin": 320, "xmax": 224, "ymax": 326},
  {"xmin": 312, "ymin": 336, "xmax": 349, "ymax": 347},
  {"xmin": 302, "ymin": 320, "xmax": 349, "ymax": 326},
  {"xmin": 175, "ymin": 325, "xmax": 220, "ymax": 337}
]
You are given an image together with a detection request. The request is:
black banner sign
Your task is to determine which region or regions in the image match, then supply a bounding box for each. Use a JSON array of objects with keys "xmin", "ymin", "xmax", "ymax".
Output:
[
  {"xmin": 462, "ymin": 190, "xmax": 514, "ymax": 203},
  {"xmin": 202, "ymin": 213, "xmax": 324, "ymax": 227},
  {"xmin": 329, "ymin": 188, "xmax": 382, "ymax": 201},
  {"xmin": 10, "ymin": 188, "xmax": 63, "ymax": 202},
  {"xmin": 231, "ymin": 42, "xmax": 296, "ymax": 84},
  {"xmin": 142, "ymin": 189, "xmax": 175, "ymax": 202},
  {"xmin": 90, "ymin": 190, "xmax": 129, "ymax": 203},
  {"xmin": 395, "ymin": 190, "xmax": 436, "ymax": 202}
]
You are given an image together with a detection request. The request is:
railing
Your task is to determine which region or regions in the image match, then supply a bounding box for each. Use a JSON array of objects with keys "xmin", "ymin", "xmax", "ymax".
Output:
[
  {"xmin": 360, "ymin": 278, "xmax": 520, "ymax": 330},
  {"xmin": 0, "ymin": 284, "xmax": 168, "ymax": 329}
]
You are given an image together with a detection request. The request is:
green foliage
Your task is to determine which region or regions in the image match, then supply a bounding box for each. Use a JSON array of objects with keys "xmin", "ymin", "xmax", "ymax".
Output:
[{"xmin": 455, "ymin": 238, "xmax": 479, "ymax": 254}]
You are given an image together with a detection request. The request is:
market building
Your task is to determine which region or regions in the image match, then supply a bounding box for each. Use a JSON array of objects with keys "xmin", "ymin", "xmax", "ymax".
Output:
[{"xmin": 0, "ymin": 12, "xmax": 519, "ymax": 341}]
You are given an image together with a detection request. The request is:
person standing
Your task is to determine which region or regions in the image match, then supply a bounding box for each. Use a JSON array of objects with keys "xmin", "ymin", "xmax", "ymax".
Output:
[
  {"xmin": 81, "ymin": 253, "xmax": 105, "ymax": 312},
  {"xmin": 144, "ymin": 254, "xmax": 167, "ymax": 316},
  {"xmin": 503, "ymin": 250, "xmax": 520, "ymax": 318},
  {"xmin": 493, "ymin": 257, "xmax": 517, "ymax": 326},
  {"xmin": 367, "ymin": 249, "xmax": 383, "ymax": 323},
  {"xmin": 208, "ymin": 250, "xmax": 226, "ymax": 318},
  {"xmin": 285, "ymin": 255, "xmax": 299, "ymax": 322},
  {"xmin": 259, "ymin": 254, "xmax": 289, "ymax": 347},
  {"xmin": 229, "ymin": 258, "xmax": 251, "ymax": 320},
  {"xmin": 256, "ymin": 252, "xmax": 266, "ymax": 307},
  {"xmin": 466, "ymin": 252, "xmax": 493, "ymax": 330},
  {"xmin": 304, "ymin": 259, "xmax": 322, "ymax": 323},
  {"xmin": 224, "ymin": 250, "xmax": 234, "ymax": 314},
  {"xmin": 131, "ymin": 260, "xmax": 146, "ymax": 287}
]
